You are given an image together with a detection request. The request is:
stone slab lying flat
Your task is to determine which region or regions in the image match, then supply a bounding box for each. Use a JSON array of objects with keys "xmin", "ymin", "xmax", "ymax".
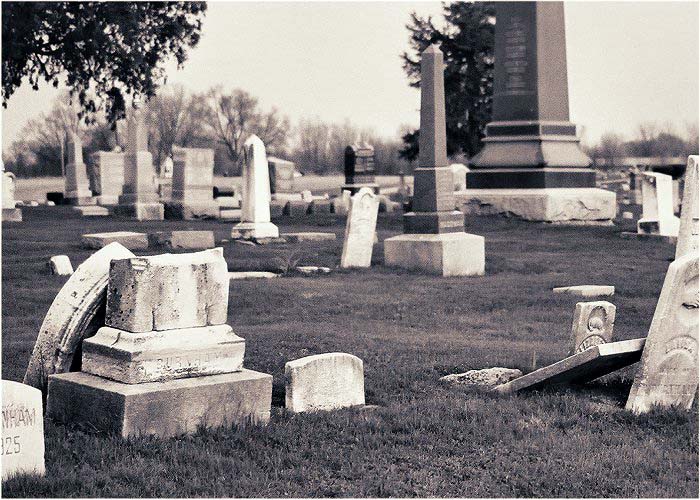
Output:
[
  {"xmin": 295, "ymin": 266, "xmax": 332, "ymax": 274},
  {"xmin": 228, "ymin": 271, "xmax": 280, "ymax": 280},
  {"xmin": 147, "ymin": 231, "xmax": 215, "ymax": 250},
  {"xmin": 73, "ymin": 206, "xmax": 110, "ymax": 217},
  {"xmin": 495, "ymin": 338, "xmax": 645, "ymax": 394},
  {"xmin": 281, "ymin": 232, "xmax": 337, "ymax": 243},
  {"xmin": 552, "ymin": 285, "xmax": 615, "ymax": 297},
  {"xmin": 46, "ymin": 369, "xmax": 272, "ymax": 438},
  {"xmin": 82, "ymin": 324, "xmax": 245, "ymax": 384},
  {"xmin": 81, "ymin": 231, "xmax": 149, "ymax": 251},
  {"xmin": 440, "ymin": 367, "xmax": 522, "ymax": 388}
]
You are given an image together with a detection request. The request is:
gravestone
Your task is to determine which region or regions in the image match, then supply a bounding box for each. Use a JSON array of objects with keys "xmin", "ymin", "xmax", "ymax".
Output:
[
  {"xmin": 63, "ymin": 133, "xmax": 95, "ymax": 206},
  {"xmin": 383, "ymin": 45, "xmax": 485, "ymax": 276},
  {"xmin": 637, "ymin": 172, "xmax": 680, "ymax": 237},
  {"xmin": 569, "ymin": 301, "xmax": 616, "ymax": 355},
  {"xmin": 457, "ymin": 1, "xmax": 615, "ymax": 223},
  {"xmin": 165, "ymin": 147, "xmax": 219, "ymax": 219},
  {"xmin": 81, "ymin": 231, "xmax": 149, "ymax": 250},
  {"xmin": 268, "ymin": 157, "xmax": 296, "ymax": 197},
  {"xmin": 46, "ymin": 248, "xmax": 272, "ymax": 438},
  {"xmin": 231, "ymin": 135, "xmax": 279, "ymax": 239},
  {"xmin": 48, "ymin": 255, "xmax": 74, "ymax": 276},
  {"xmin": 1, "ymin": 381, "xmax": 45, "ymax": 480},
  {"xmin": 675, "ymin": 155, "xmax": 699, "ymax": 259},
  {"xmin": 24, "ymin": 243, "xmax": 135, "ymax": 391},
  {"xmin": 2, "ymin": 170, "xmax": 22, "ymax": 222},
  {"xmin": 451, "ymin": 163, "xmax": 468, "ymax": 191},
  {"xmin": 147, "ymin": 230, "xmax": 216, "ymax": 250},
  {"xmin": 340, "ymin": 187, "xmax": 379, "ymax": 268},
  {"xmin": 91, "ymin": 151, "xmax": 124, "ymax": 205},
  {"xmin": 626, "ymin": 253, "xmax": 698, "ymax": 413},
  {"xmin": 332, "ymin": 190, "xmax": 352, "ymax": 216},
  {"xmin": 114, "ymin": 108, "xmax": 164, "ymax": 220},
  {"xmin": 342, "ymin": 144, "xmax": 379, "ymax": 195},
  {"xmin": 285, "ymin": 353, "xmax": 365, "ymax": 413}
]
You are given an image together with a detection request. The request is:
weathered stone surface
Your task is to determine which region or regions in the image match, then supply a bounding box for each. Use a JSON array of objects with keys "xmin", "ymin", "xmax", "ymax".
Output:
[
  {"xmin": 231, "ymin": 221, "xmax": 280, "ymax": 239},
  {"xmin": 569, "ymin": 301, "xmax": 616, "ymax": 355},
  {"xmin": 73, "ymin": 205, "xmax": 110, "ymax": 216},
  {"xmin": 626, "ymin": 253, "xmax": 699, "ymax": 413},
  {"xmin": 332, "ymin": 191, "xmax": 352, "ymax": 216},
  {"xmin": 3, "ymin": 170, "xmax": 17, "ymax": 209},
  {"xmin": 82, "ymin": 324, "xmax": 245, "ymax": 384},
  {"xmin": 228, "ymin": 271, "xmax": 279, "ymax": 280},
  {"xmin": 147, "ymin": 231, "xmax": 215, "ymax": 250},
  {"xmin": 285, "ymin": 200, "xmax": 311, "ymax": 217},
  {"xmin": 268, "ymin": 156, "xmax": 296, "ymax": 194},
  {"xmin": 269, "ymin": 200, "xmax": 288, "ymax": 218},
  {"xmin": 495, "ymin": 338, "xmax": 646, "ymax": 394},
  {"xmin": 64, "ymin": 133, "xmax": 93, "ymax": 204},
  {"xmin": 91, "ymin": 151, "xmax": 124, "ymax": 205},
  {"xmin": 309, "ymin": 199, "xmax": 333, "ymax": 214},
  {"xmin": 81, "ymin": 231, "xmax": 149, "ymax": 251},
  {"xmin": 384, "ymin": 232, "xmax": 485, "ymax": 277},
  {"xmin": 24, "ymin": 242, "xmax": 136, "ymax": 391},
  {"xmin": 106, "ymin": 248, "xmax": 229, "ymax": 333},
  {"xmin": 295, "ymin": 266, "xmax": 331, "ymax": 274},
  {"xmin": 219, "ymin": 208, "xmax": 242, "ymax": 221},
  {"xmin": 47, "ymin": 369, "xmax": 272, "ymax": 438},
  {"xmin": 676, "ymin": 155, "xmax": 699, "ymax": 259},
  {"xmin": 282, "ymin": 232, "xmax": 337, "ymax": 243},
  {"xmin": 341, "ymin": 188, "xmax": 379, "ymax": 268},
  {"xmin": 553, "ymin": 285, "xmax": 615, "ymax": 298},
  {"xmin": 451, "ymin": 163, "xmax": 468, "ymax": 191},
  {"xmin": 456, "ymin": 188, "xmax": 616, "ymax": 223},
  {"xmin": 440, "ymin": 367, "xmax": 521, "ymax": 387},
  {"xmin": 1, "ymin": 381, "xmax": 45, "ymax": 480},
  {"xmin": 285, "ymin": 353, "xmax": 365, "ymax": 413},
  {"xmin": 165, "ymin": 147, "xmax": 219, "ymax": 220},
  {"xmin": 637, "ymin": 172, "xmax": 679, "ymax": 237},
  {"xmin": 112, "ymin": 201, "xmax": 164, "ymax": 221},
  {"xmin": 48, "ymin": 255, "xmax": 73, "ymax": 276}
]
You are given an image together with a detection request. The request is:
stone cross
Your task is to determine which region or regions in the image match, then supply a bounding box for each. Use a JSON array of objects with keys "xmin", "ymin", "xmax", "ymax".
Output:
[
  {"xmin": 676, "ymin": 155, "xmax": 699, "ymax": 259},
  {"xmin": 1, "ymin": 380, "xmax": 45, "ymax": 480},
  {"xmin": 637, "ymin": 172, "xmax": 680, "ymax": 237},
  {"xmin": 340, "ymin": 187, "xmax": 380, "ymax": 268}
]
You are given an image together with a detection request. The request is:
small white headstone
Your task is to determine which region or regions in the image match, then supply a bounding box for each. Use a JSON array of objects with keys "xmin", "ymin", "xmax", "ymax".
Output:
[
  {"xmin": 637, "ymin": 172, "xmax": 680, "ymax": 237},
  {"xmin": 340, "ymin": 187, "xmax": 379, "ymax": 268},
  {"xmin": 49, "ymin": 255, "xmax": 74, "ymax": 276},
  {"xmin": 3, "ymin": 171, "xmax": 17, "ymax": 209},
  {"xmin": 450, "ymin": 163, "xmax": 468, "ymax": 191},
  {"xmin": 569, "ymin": 301, "xmax": 616, "ymax": 355},
  {"xmin": 1, "ymin": 380, "xmax": 45, "ymax": 480}
]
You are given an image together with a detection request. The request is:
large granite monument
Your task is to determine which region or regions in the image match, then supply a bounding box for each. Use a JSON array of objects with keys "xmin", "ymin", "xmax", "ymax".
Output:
[
  {"xmin": 342, "ymin": 144, "xmax": 379, "ymax": 195},
  {"xmin": 383, "ymin": 45, "xmax": 485, "ymax": 276},
  {"xmin": 457, "ymin": 1, "xmax": 615, "ymax": 223},
  {"xmin": 165, "ymin": 147, "xmax": 219, "ymax": 220}
]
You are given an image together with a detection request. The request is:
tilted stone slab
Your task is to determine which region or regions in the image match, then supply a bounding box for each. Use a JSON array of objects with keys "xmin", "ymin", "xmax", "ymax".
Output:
[
  {"xmin": 341, "ymin": 188, "xmax": 380, "ymax": 268},
  {"xmin": 81, "ymin": 231, "xmax": 149, "ymax": 251},
  {"xmin": 24, "ymin": 242, "xmax": 136, "ymax": 391},
  {"xmin": 1, "ymin": 381, "xmax": 45, "ymax": 480},
  {"xmin": 82, "ymin": 324, "xmax": 245, "ymax": 384},
  {"xmin": 281, "ymin": 232, "xmax": 337, "ymax": 243},
  {"xmin": 106, "ymin": 248, "xmax": 229, "ymax": 333},
  {"xmin": 569, "ymin": 301, "xmax": 616, "ymax": 355},
  {"xmin": 676, "ymin": 155, "xmax": 699, "ymax": 260},
  {"xmin": 147, "ymin": 231, "xmax": 215, "ymax": 250},
  {"xmin": 552, "ymin": 285, "xmax": 615, "ymax": 297},
  {"xmin": 626, "ymin": 254, "xmax": 699, "ymax": 413},
  {"xmin": 495, "ymin": 338, "xmax": 645, "ymax": 394},
  {"xmin": 285, "ymin": 353, "xmax": 365, "ymax": 413},
  {"xmin": 46, "ymin": 369, "xmax": 272, "ymax": 438}
]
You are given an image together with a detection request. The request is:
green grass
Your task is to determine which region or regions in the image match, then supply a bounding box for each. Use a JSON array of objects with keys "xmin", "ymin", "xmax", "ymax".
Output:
[{"xmin": 2, "ymin": 206, "xmax": 697, "ymax": 497}]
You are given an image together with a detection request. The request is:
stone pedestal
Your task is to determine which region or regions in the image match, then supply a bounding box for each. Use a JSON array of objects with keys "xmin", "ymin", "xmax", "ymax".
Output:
[{"xmin": 164, "ymin": 148, "xmax": 219, "ymax": 220}]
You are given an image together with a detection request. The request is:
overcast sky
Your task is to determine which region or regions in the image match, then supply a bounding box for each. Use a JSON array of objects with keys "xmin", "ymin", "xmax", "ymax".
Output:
[{"xmin": 2, "ymin": 1, "xmax": 698, "ymax": 152}]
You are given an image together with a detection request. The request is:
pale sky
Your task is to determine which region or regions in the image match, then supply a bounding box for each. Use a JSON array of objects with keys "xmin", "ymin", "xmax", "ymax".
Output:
[{"xmin": 2, "ymin": 1, "xmax": 698, "ymax": 152}]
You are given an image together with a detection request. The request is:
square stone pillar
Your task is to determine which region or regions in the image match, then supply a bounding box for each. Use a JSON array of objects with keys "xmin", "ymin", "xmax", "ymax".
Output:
[{"xmin": 63, "ymin": 133, "xmax": 95, "ymax": 206}]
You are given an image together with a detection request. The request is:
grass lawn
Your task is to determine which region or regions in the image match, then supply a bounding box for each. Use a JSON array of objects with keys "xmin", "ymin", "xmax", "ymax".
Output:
[{"xmin": 1, "ymin": 206, "xmax": 697, "ymax": 497}]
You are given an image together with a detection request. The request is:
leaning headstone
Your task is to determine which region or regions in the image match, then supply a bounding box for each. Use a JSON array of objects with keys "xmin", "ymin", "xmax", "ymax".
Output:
[
  {"xmin": 2, "ymin": 169, "xmax": 22, "ymax": 222},
  {"xmin": 63, "ymin": 133, "xmax": 95, "ymax": 206},
  {"xmin": 675, "ymin": 155, "xmax": 699, "ymax": 260},
  {"xmin": 341, "ymin": 187, "xmax": 380, "ymax": 268},
  {"xmin": 24, "ymin": 243, "xmax": 135, "ymax": 391},
  {"xmin": 48, "ymin": 255, "xmax": 74, "ymax": 276},
  {"xmin": 637, "ymin": 172, "xmax": 680, "ymax": 237},
  {"xmin": 626, "ymin": 253, "xmax": 699, "ymax": 413},
  {"xmin": 1, "ymin": 381, "xmax": 45, "ymax": 480},
  {"xmin": 91, "ymin": 151, "xmax": 125, "ymax": 205},
  {"xmin": 342, "ymin": 144, "xmax": 379, "ymax": 195},
  {"xmin": 285, "ymin": 353, "xmax": 365, "ymax": 413},
  {"xmin": 552, "ymin": 285, "xmax": 615, "ymax": 298},
  {"xmin": 46, "ymin": 248, "xmax": 272, "ymax": 438},
  {"xmin": 230, "ymin": 135, "xmax": 279, "ymax": 239},
  {"xmin": 81, "ymin": 231, "xmax": 149, "ymax": 251},
  {"xmin": 165, "ymin": 147, "xmax": 219, "ymax": 220},
  {"xmin": 569, "ymin": 301, "xmax": 616, "ymax": 355}
]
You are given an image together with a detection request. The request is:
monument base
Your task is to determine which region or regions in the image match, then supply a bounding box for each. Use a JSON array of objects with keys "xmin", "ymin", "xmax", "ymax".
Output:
[
  {"xmin": 164, "ymin": 201, "xmax": 220, "ymax": 220},
  {"xmin": 46, "ymin": 369, "xmax": 272, "ymax": 438},
  {"xmin": 113, "ymin": 202, "xmax": 164, "ymax": 221},
  {"xmin": 2, "ymin": 208, "xmax": 22, "ymax": 222},
  {"xmin": 231, "ymin": 221, "xmax": 280, "ymax": 239},
  {"xmin": 455, "ymin": 188, "xmax": 616, "ymax": 224},
  {"xmin": 383, "ymin": 232, "xmax": 485, "ymax": 277},
  {"xmin": 637, "ymin": 217, "xmax": 680, "ymax": 237},
  {"xmin": 466, "ymin": 168, "xmax": 596, "ymax": 189},
  {"xmin": 341, "ymin": 183, "xmax": 380, "ymax": 195},
  {"xmin": 73, "ymin": 206, "xmax": 110, "ymax": 217},
  {"xmin": 95, "ymin": 195, "xmax": 120, "ymax": 205},
  {"xmin": 63, "ymin": 196, "xmax": 96, "ymax": 206}
]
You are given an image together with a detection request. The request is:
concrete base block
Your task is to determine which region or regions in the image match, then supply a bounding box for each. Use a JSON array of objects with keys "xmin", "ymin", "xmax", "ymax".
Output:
[
  {"xmin": 2, "ymin": 208, "xmax": 22, "ymax": 222},
  {"xmin": 164, "ymin": 201, "xmax": 220, "ymax": 220},
  {"xmin": 455, "ymin": 188, "xmax": 616, "ymax": 223},
  {"xmin": 231, "ymin": 221, "xmax": 279, "ymax": 240},
  {"xmin": 95, "ymin": 195, "xmax": 120, "ymax": 205},
  {"xmin": 637, "ymin": 217, "xmax": 680, "ymax": 237},
  {"xmin": 113, "ymin": 202, "xmax": 164, "ymax": 221},
  {"xmin": 73, "ymin": 206, "xmax": 110, "ymax": 217},
  {"xmin": 46, "ymin": 369, "xmax": 272, "ymax": 438},
  {"xmin": 383, "ymin": 232, "xmax": 485, "ymax": 277}
]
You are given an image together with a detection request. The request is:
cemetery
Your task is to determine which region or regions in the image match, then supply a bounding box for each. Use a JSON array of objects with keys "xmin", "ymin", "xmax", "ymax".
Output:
[{"xmin": 1, "ymin": 1, "xmax": 698, "ymax": 498}]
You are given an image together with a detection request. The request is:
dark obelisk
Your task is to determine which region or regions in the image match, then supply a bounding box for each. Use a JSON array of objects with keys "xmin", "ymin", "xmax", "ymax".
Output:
[{"xmin": 468, "ymin": 1, "xmax": 594, "ymax": 188}]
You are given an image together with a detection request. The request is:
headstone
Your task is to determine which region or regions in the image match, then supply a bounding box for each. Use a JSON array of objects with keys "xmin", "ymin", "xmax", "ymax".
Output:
[
  {"xmin": 451, "ymin": 163, "xmax": 468, "ymax": 191},
  {"xmin": 281, "ymin": 232, "xmax": 337, "ymax": 243},
  {"xmin": 230, "ymin": 135, "xmax": 279, "ymax": 239},
  {"xmin": 24, "ymin": 242, "xmax": 136, "ymax": 391},
  {"xmin": 637, "ymin": 172, "xmax": 680, "ymax": 237},
  {"xmin": 161, "ymin": 156, "xmax": 174, "ymax": 178},
  {"xmin": 439, "ymin": 367, "xmax": 522, "ymax": 388},
  {"xmin": 2, "ymin": 170, "xmax": 22, "ymax": 222},
  {"xmin": 81, "ymin": 231, "xmax": 149, "ymax": 250},
  {"xmin": 675, "ymin": 155, "xmax": 699, "ymax": 259},
  {"xmin": 332, "ymin": 190, "xmax": 352, "ymax": 216},
  {"xmin": 114, "ymin": 108, "xmax": 164, "ymax": 220},
  {"xmin": 342, "ymin": 144, "xmax": 379, "ymax": 195},
  {"xmin": 285, "ymin": 200, "xmax": 311, "ymax": 217},
  {"xmin": 495, "ymin": 338, "xmax": 645, "ymax": 394},
  {"xmin": 340, "ymin": 187, "xmax": 380, "ymax": 268},
  {"xmin": 91, "ymin": 151, "xmax": 125, "ymax": 205},
  {"xmin": 165, "ymin": 147, "xmax": 219, "ymax": 220},
  {"xmin": 147, "ymin": 231, "xmax": 215, "ymax": 250},
  {"xmin": 552, "ymin": 285, "xmax": 615, "ymax": 298},
  {"xmin": 63, "ymin": 133, "xmax": 95, "ymax": 206},
  {"xmin": 309, "ymin": 199, "xmax": 333, "ymax": 214},
  {"xmin": 1, "ymin": 381, "xmax": 45, "ymax": 480},
  {"xmin": 285, "ymin": 353, "xmax": 365, "ymax": 413},
  {"xmin": 48, "ymin": 255, "xmax": 74, "ymax": 276},
  {"xmin": 626, "ymin": 253, "xmax": 699, "ymax": 413},
  {"xmin": 569, "ymin": 301, "xmax": 616, "ymax": 355},
  {"xmin": 268, "ymin": 157, "xmax": 296, "ymax": 196},
  {"xmin": 384, "ymin": 45, "xmax": 485, "ymax": 276},
  {"xmin": 46, "ymin": 248, "xmax": 272, "ymax": 438}
]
